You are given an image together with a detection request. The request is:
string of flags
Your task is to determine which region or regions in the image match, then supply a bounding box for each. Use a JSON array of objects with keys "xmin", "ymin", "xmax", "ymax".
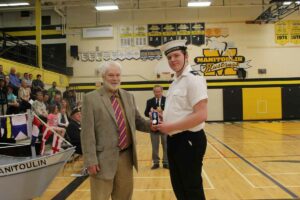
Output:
[{"xmin": 0, "ymin": 114, "xmax": 64, "ymax": 155}]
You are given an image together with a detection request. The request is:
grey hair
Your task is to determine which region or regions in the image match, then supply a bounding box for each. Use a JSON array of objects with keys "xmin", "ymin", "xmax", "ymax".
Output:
[
  {"xmin": 153, "ymin": 84, "xmax": 163, "ymax": 91},
  {"xmin": 100, "ymin": 61, "xmax": 122, "ymax": 77}
]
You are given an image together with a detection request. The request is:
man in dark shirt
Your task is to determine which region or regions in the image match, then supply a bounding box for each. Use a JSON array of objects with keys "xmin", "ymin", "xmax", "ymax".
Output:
[{"xmin": 66, "ymin": 107, "xmax": 82, "ymax": 154}]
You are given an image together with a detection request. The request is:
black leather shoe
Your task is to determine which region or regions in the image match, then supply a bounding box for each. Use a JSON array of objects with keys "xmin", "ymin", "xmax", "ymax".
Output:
[
  {"xmin": 151, "ymin": 164, "xmax": 159, "ymax": 170},
  {"xmin": 163, "ymin": 164, "xmax": 169, "ymax": 169}
]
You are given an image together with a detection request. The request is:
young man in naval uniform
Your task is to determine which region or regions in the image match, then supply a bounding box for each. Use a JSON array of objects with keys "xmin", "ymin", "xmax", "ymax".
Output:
[{"xmin": 157, "ymin": 40, "xmax": 208, "ymax": 200}]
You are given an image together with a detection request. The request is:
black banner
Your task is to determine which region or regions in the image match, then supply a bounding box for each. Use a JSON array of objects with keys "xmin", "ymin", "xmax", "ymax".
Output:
[
  {"xmin": 148, "ymin": 24, "xmax": 163, "ymax": 47},
  {"xmin": 176, "ymin": 23, "xmax": 191, "ymax": 44},
  {"xmin": 162, "ymin": 24, "xmax": 177, "ymax": 44},
  {"xmin": 191, "ymin": 23, "xmax": 205, "ymax": 46}
]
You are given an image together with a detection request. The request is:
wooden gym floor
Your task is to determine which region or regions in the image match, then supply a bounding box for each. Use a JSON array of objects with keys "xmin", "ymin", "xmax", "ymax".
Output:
[{"xmin": 35, "ymin": 121, "xmax": 300, "ymax": 200}]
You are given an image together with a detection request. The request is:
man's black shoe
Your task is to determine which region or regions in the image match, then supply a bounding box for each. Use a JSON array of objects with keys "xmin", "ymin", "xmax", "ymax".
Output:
[
  {"xmin": 163, "ymin": 164, "xmax": 169, "ymax": 169},
  {"xmin": 151, "ymin": 164, "xmax": 159, "ymax": 170}
]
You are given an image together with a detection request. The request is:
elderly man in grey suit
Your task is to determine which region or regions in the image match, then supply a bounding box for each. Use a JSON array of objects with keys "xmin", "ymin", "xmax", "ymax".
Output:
[{"xmin": 81, "ymin": 61, "xmax": 155, "ymax": 200}]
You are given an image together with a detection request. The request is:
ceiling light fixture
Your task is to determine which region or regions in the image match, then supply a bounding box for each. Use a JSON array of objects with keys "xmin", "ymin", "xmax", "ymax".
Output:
[
  {"xmin": 95, "ymin": 2, "xmax": 119, "ymax": 11},
  {"xmin": 0, "ymin": 2, "xmax": 30, "ymax": 7},
  {"xmin": 282, "ymin": 1, "xmax": 292, "ymax": 5},
  {"xmin": 187, "ymin": 1, "xmax": 211, "ymax": 7}
]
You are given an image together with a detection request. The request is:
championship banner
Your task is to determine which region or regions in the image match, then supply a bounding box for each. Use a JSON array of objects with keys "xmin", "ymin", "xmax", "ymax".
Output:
[
  {"xmin": 140, "ymin": 49, "xmax": 162, "ymax": 60},
  {"xmin": 290, "ymin": 20, "xmax": 300, "ymax": 44},
  {"xmin": 148, "ymin": 24, "xmax": 162, "ymax": 47},
  {"xmin": 111, "ymin": 51, "xmax": 118, "ymax": 60},
  {"xmin": 102, "ymin": 51, "xmax": 111, "ymax": 61},
  {"xmin": 162, "ymin": 24, "xmax": 177, "ymax": 44},
  {"xmin": 275, "ymin": 21, "xmax": 289, "ymax": 45},
  {"xmin": 117, "ymin": 51, "xmax": 125, "ymax": 60},
  {"xmin": 80, "ymin": 52, "xmax": 89, "ymax": 62},
  {"xmin": 191, "ymin": 23, "xmax": 205, "ymax": 46},
  {"xmin": 119, "ymin": 25, "xmax": 134, "ymax": 47},
  {"xmin": 134, "ymin": 25, "xmax": 147, "ymax": 46},
  {"xmin": 88, "ymin": 52, "xmax": 96, "ymax": 62},
  {"xmin": 95, "ymin": 52, "xmax": 102, "ymax": 61},
  {"xmin": 176, "ymin": 23, "xmax": 191, "ymax": 44}
]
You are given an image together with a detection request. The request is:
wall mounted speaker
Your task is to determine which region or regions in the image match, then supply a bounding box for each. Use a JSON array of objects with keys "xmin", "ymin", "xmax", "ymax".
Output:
[{"xmin": 70, "ymin": 45, "xmax": 78, "ymax": 59}]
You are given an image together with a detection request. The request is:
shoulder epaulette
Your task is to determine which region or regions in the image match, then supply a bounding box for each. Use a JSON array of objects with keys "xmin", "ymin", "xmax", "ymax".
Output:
[{"xmin": 190, "ymin": 71, "xmax": 200, "ymax": 76}]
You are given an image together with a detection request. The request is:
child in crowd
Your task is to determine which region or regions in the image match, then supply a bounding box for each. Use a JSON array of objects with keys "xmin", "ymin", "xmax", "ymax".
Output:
[
  {"xmin": 6, "ymin": 85, "xmax": 19, "ymax": 114},
  {"xmin": 47, "ymin": 104, "xmax": 65, "ymax": 137}
]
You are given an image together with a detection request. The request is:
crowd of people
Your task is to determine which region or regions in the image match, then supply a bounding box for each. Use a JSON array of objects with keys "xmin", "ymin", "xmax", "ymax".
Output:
[{"xmin": 0, "ymin": 65, "xmax": 82, "ymax": 154}]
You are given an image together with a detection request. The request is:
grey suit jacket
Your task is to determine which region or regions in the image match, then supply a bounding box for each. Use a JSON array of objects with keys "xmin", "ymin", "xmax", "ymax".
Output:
[{"xmin": 81, "ymin": 88, "xmax": 150, "ymax": 180}]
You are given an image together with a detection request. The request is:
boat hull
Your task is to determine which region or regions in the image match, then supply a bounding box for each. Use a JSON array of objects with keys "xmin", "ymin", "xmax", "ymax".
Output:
[{"xmin": 0, "ymin": 147, "xmax": 75, "ymax": 200}]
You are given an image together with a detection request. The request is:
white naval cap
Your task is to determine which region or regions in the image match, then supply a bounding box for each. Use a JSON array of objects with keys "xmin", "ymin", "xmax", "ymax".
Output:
[{"xmin": 160, "ymin": 40, "xmax": 187, "ymax": 56}]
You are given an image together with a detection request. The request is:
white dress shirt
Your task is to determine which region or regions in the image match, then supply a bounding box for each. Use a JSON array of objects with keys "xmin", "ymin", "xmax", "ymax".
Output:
[{"xmin": 163, "ymin": 65, "xmax": 208, "ymax": 135}]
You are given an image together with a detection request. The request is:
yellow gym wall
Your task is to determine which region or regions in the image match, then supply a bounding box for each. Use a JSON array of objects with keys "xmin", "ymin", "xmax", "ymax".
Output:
[
  {"xmin": 242, "ymin": 87, "xmax": 282, "ymax": 120},
  {"xmin": 0, "ymin": 58, "xmax": 69, "ymax": 88}
]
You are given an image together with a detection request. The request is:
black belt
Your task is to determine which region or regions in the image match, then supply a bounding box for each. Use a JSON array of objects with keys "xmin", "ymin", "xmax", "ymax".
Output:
[{"xmin": 119, "ymin": 145, "xmax": 132, "ymax": 152}]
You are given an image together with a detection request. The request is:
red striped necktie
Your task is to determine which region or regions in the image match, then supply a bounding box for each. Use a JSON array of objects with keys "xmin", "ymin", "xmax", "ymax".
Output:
[{"xmin": 111, "ymin": 95, "xmax": 127, "ymax": 150}]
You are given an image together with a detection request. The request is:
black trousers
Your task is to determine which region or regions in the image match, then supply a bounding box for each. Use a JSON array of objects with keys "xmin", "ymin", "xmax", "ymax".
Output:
[{"xmin": 167, "ymin": 130, "xmax": 207, "ymax": 200}]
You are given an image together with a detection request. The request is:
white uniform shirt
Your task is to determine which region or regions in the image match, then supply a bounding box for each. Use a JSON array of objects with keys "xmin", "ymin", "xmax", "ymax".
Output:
[{"xmin": 163, "ymin": 65, "xmax": 208, "ymax": 135}]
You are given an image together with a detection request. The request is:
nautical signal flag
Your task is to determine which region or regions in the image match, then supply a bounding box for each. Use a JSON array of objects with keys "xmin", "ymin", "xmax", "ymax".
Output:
[
  {"xmin": 31, "ymin": 115, "xmax": 42, "ymax": 146},
  {"xmin": 11, "ymin": 115, "xmax": 28, "ymax": 140},
  {"xmin": 40, "ymin": 126, "xmax": 53, "ymax": 155},
  {"xmin": 0, "ymin": 115, "xmax": 28, "ymax": 140},
  {"xmin": 52, "ymin": 134, "xmax": 63, "ymax": 154}
]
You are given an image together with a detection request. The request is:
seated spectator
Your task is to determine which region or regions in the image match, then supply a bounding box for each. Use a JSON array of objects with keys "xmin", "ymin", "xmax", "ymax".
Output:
[
  {"xmin": 48, "ymin": 81, "xmax": 60, "ymax": 101},
  {"xmin": 32, "ymin": 74, "xmax": 44, "ymax": 99},
  {"xmin": 58, "ymin": 107, "xmax": 69, "ymax": 129},
  {"xmin": 47, "ymin": 104, "xmax": 65, "ymax": 137},
  {"xmin": 69, "ymin": 89, "xmax": 77, "ymax": 109},
  {"xmin": 0, "ymin": 79, "xmax": 7, "ymax": 115},
  {"xmin": 16, "ymin": 72, "xmax": 22, "ymax": 84},
  {"xmin": 63, "ymin": 86, "xmax": 70, "ymax": 99},
  {"xmin": 18, "ymin": 79, "xmax": 31, "ymax": 113},
  {"xmin": 61, "ymin": 98, "xmax": 71, "ymax": 117},
  {"xmin": 50, "ymin": 93, "xmax": 62, "ymax": 110},
  {"xmin": 43, "ymin": 91, "xmax": 50, "ymax": 110},
  {"xmin": 4, "ymin": 75, "xmax": 10, "ymax": 87},
  {"xmin": 29, "ymin": 73, "xmax": 33, "ymax": 86},
  {"xmin": 66, "ymin": 107, "xmax": 82, "ymax": 154},
  {"xmin": 9, "ymin": 67, "xmax": 20, "ymax": 95},
  {"xmin": 6, "ymin": 85, "xmax": 19, "ymax": 114},
  {"xmin": 23, "ymin": 73, "xmax": 32, "ymax": 88},
  {"xmin": 32, "ymin": 91, "xmax": 48, "ymax": 122}
]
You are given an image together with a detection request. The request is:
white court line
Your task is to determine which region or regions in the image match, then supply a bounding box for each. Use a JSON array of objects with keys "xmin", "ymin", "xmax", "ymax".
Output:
[
  {"xmin": 243, "ymin": 173, "xmax": 260, "ymax": 176},
  {"xmin": 134, "ymin": 176, "xmax": 169, "ymax": 179},
  {"xmin": 286, "ymin": 185, "xmax": 300, "ymax": 188},
  {"xmin": 270, "ymin": 172, "xmax": 300, "ymax": 175},
  {"xmin": 208, "ymin": 143, "xmax": 257, "ymax": 188},
  {"xmin": 208, "ymin": 143, "xmax": 287, "ymax": 189},
  {"xmin": 207, "ymin": 141, "xmax": 300, "ymax": 190},
  {"xmin": 202, "ymin": 169, "xmax": 215, "ymax": 189},
  {"xmin": 245, "ymin": 172, "xmax": 300, "ymax": 176}
]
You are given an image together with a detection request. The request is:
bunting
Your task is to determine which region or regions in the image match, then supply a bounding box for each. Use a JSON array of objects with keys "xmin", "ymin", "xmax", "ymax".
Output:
[
  {"xmin": 52, "ymin": 134, "xmax": 63, "ymax": 154},
  {"xmin": 40, "ymin": 126, "xmax": 53, "ymax": 155},
  {"xmin": 31, "ymin": 116, "xmax": 42, "ymax": 146}
]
